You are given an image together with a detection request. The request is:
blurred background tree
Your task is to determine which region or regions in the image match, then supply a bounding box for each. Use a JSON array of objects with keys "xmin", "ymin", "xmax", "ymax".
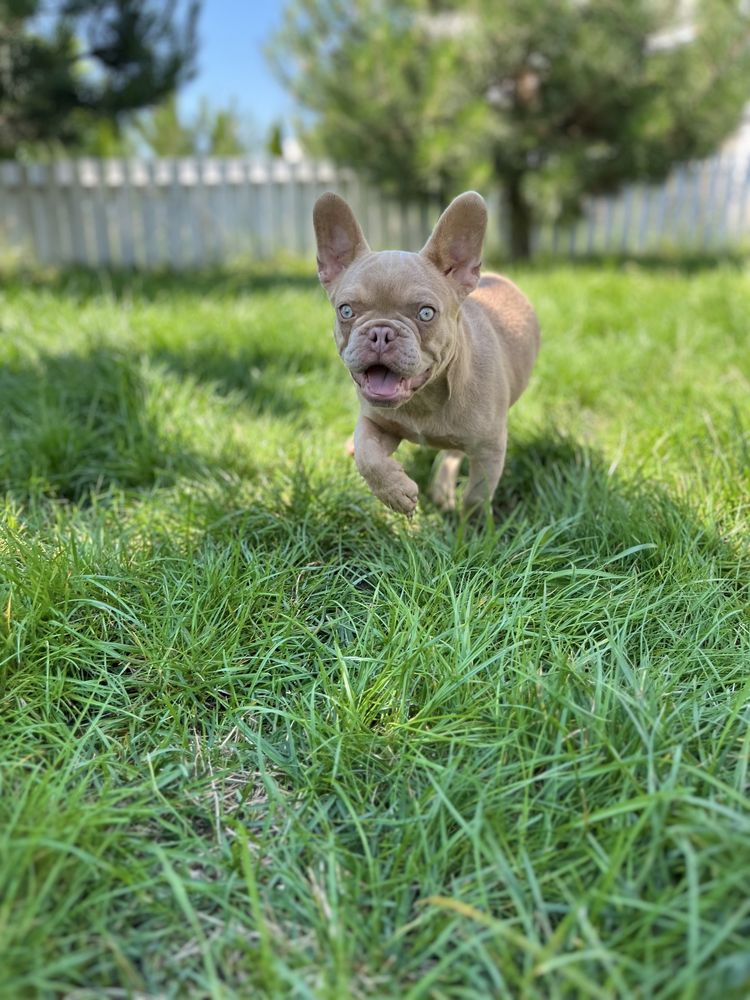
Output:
[
  {"xmin": 201, "ymin": 101, "xmax": 247, "ymax": 157},
  {"xmin": 132, "ymin": 95, "xmax": 249, "ymax": 156},
  {"xmin": 266, "ymin": 119, "xmax": 285, "ymax": 158},
  {"xmin": 0, "ymin": 0, "xmax": 200, "ymax": 158},
  {"xmin": 132, "ymin": 96, "xmax": 197, "ymax": 157},
  {"xmin": 271, "ymin": 0, "xmax": 750, "ymax": 258}
]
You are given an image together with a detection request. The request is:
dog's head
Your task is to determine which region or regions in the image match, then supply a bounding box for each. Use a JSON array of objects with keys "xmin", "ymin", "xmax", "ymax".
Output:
[{"xmin": 313, "ymin": 191, "xmax": 487, "ymax": 408}]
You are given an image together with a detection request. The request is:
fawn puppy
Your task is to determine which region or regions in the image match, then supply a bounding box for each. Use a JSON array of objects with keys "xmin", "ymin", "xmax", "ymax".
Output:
[{"xmin": 313, "ymin": 191, "xmax": 540, "ymax": 515}]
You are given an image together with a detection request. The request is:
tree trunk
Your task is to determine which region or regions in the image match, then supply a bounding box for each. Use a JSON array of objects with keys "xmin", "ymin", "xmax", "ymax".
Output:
[{"xmin": 505, "ymin": 173, "xmax": 533, "ymax": 261}]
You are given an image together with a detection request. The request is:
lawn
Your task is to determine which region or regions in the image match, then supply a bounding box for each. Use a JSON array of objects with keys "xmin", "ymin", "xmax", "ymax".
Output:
[{"xmin": 0, "ymin": 260, "xmax": 748, "ymax": 998}]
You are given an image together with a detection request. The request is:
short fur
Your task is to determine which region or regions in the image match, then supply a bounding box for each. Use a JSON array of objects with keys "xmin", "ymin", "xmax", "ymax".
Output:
[{"xmin": 313, "ymin": 191, "xmax": 540, "ymax": 515}]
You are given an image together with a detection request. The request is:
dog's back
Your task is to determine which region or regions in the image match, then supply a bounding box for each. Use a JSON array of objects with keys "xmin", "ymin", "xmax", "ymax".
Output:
[{"xmin": 469, "ymin": 273, "xmax": 540, "ymax": 406}]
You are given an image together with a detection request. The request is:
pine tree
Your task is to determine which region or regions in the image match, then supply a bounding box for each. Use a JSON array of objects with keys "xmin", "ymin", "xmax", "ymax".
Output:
[
  {"xmin": 272, "ymin": 0, "xmax": 750, "ymax": 258},
  {"xmin": 0, "ymin": 0, "xmax": 199, "ymax": 157}
]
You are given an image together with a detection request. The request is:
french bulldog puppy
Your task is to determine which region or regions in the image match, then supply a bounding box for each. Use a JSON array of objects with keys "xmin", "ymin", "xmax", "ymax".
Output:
[{"xmin": 313, "ymin": 191, "xmax": 540, "ymax": 516}]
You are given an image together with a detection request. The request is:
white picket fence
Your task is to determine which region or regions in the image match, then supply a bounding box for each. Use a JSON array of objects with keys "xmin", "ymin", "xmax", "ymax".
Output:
[{"xmin": 0, "ymin": 153, "xmax": 748, "ymax": 267}]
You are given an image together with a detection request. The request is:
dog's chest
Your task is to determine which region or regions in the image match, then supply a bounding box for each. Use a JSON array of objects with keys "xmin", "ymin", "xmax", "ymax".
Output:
[{"xmin": 370, "ymin": 413, "xmax": 464, "ymax": 452}]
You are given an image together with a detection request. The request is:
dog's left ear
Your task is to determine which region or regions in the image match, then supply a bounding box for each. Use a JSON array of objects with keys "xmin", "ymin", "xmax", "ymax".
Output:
[
  {"xmin": 420, "ymin": 191, "xmax": 487, "ymax": 298},
  {"xmin": 313, "ymin": 193, "xmax": 370, "ymax": 290}
]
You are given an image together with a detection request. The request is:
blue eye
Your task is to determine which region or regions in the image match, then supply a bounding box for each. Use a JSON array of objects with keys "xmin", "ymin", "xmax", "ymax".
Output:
[
  {"xmin": 418, "ymin": 306, "xmax": 435, "ymax": 322},
  {"xmin": 339, "ymin": 304, "xmax": 354, "ymax": 319}
]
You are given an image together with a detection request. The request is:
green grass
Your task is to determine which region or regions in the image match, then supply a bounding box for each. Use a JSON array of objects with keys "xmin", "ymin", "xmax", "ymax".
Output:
[{"xmin": 0, "ymin": 260, "xmax": 748, "ymax": 998}]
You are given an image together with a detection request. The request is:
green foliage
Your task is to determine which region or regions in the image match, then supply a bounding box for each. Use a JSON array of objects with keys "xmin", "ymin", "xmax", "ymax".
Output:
[
  {"xmin": 0, "ymin": 0, "xmax": 200, "ymax": 157},
  {"xmin": 267, "ymin": 119, "xmax": 284, "ymax": 158},
  {"xmin": 132, "ymin": 95, "xmax": 250, "ymax": 157},
  {"xmin": 0, "ymin": 261, "xmax": 748, "ymax": 994},
  {"xmin": 272, "ymin": 0, "xmax": 750, "ymax": 256},
  {"xmin": 272, "ymin": 0, "xmax": 480, "ymax": 201},
  {"xmin": 132, "ymin": 94, "xmax": 197, "ymax": 156},
  {"xmin": 78, "ymin": 118, "xmax": 133, "ymax": 157},
  {"xmin": 203, "ymin": 103, "xmax": 247, "ymax": 157}
]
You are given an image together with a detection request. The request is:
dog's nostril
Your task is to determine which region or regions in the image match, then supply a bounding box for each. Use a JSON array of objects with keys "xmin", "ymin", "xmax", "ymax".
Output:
[{"xmin": 368, "ymin": 325, "xmax": 396, "ymax": 346}]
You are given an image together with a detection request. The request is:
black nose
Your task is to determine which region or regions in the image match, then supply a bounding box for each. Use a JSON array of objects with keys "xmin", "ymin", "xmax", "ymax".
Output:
[{"xmin": 367, "ymin": 325, "xmax": 396, "ymax": 351}]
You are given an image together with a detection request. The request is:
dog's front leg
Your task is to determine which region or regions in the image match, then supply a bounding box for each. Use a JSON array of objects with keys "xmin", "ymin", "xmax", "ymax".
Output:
[
  {"xmin": 354, "ymin": 414, "xmax": 418, "ymax": 516},
  {"xmin": 463, "ymin": 429, "xmax": 508, "ymax": 514}
]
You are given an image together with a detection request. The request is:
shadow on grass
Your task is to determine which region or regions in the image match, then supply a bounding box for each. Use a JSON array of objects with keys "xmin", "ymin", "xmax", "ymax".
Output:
[
  {"xmin": 0, "ymin": 341, "xmax": 345, "ymax": 503},
  {"xmin": 0, "ymin": 322, "xmax": 347, "ymax": 501},
  {"xmin": 0, "ymin": 265, "xmax": 321, "ymax": 302},
  {"xmin": 0, "ymin": 347, "xmax": 219, "ymax": 502},
  {"xmin": 149, "ymin": 341, "xmax": 341, "ymax": 419},
  {"xmin": 1, "ymin": 330, "xmax": 746, "ymax": 604},
  {"xmin": 398, "ymin": 430, "xmax": 747, "ymax": 585}
]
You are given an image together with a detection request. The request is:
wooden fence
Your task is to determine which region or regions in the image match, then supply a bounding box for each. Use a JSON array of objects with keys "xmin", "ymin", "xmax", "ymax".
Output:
[{"xmin": 0, "ymin": 153, "xmax": 748, "ymax": 268}]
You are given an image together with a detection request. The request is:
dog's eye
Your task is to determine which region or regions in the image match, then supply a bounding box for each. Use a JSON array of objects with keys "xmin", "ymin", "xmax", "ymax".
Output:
[
  {"xmin": 338, "ymin": 304, "xmax": 354, "ymax": 320},
  {"xmin": 418, "ymin": 306, "xmax": 435, "ymax": 322}
]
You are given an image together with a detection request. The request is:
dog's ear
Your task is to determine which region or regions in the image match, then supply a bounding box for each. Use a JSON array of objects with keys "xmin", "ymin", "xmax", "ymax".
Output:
[
  {"xmin": 313, "ymin": 193, "xmax": 370, "ymax": 289},
  {"xmin": 420, "ymin": 192, "xmax": 487, "ymax": 298}
]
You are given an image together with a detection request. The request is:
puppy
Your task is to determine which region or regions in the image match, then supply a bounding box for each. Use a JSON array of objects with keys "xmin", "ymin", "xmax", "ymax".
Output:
[{"xmin": 313, "ymin": 191, "xmax": 540, "ymax": 515}]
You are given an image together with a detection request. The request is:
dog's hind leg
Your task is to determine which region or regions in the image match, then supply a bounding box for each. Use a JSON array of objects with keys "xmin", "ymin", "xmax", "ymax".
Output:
[
  {"xmin": 463, "ymin": 427, "xmax": 508, "ymax": 515},
  {"xmin": 430, "ymin": 450, "xmax": 464, "ymax": 511}
]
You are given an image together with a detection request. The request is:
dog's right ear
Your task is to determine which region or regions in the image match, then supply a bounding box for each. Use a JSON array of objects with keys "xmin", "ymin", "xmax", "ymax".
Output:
[{"xmin": 313, "ymin": 193, "xmax": 370, "ymax": 289}]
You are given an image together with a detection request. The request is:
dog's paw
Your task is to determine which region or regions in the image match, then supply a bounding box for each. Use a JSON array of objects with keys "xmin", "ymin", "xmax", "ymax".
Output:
[{"xmin": 379, "ymin": 476, "xmax": 419, "ymax": 517}]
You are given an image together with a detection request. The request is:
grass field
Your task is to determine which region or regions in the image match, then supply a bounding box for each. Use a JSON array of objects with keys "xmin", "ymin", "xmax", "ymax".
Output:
[{"xmin": 1, "ymin": 259, "xmax": 748, "ymax": 998}]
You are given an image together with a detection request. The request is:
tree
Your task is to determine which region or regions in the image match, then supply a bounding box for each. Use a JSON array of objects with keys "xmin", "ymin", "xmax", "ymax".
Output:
[
  {"xmin": 271, "ymin": 0, "xmax": 750, "ymax": 258},
  {"xmin": 267, "ymin": 120, "xmax": 284, "ymax": 158},
  {"xmin": 0, "ymin": 0, "xmax": 200, "ymax": 158},
  {"xmin": 201, "ymin": 103, "xmax": 246, "ymax": 157},
  {"xmin": 132, "ymin": 95, "xmax": 250, "ymax": 157},
  {"xmin": 132, "ymin": 95, "xmax": 197, "ymax": 156}
]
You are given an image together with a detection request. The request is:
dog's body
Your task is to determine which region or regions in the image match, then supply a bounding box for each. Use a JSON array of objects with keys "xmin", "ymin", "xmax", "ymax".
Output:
[{"xmin": 313, "ymin": 191, "xmax": 539, "ymax": 515}]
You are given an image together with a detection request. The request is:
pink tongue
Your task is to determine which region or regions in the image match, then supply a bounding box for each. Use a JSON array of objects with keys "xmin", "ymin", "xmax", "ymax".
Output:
[{"xmin": 367, "ymin": 365, "xmax": 401, "ymax": 394}]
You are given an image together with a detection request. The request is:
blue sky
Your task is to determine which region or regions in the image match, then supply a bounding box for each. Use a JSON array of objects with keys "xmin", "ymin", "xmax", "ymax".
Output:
[{"xmin": 179, "ymin": 0, "xmax": 293, "ymax": 141}]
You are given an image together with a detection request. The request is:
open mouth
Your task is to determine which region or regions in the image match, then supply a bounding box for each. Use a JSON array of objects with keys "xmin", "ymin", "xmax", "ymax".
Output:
[{"xmin": 353, "ymin": 364, "xmax": 431, "ymax": 406}]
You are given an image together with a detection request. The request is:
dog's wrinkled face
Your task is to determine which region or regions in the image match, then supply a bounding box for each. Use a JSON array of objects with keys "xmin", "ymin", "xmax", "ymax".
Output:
[
  {"xmin": 330, "ymin": 251, "xmax": 457, "ymax": 406},
  {"xmin": 314, "ymin": 192, "xmax": 487, "ymax": 408}
]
